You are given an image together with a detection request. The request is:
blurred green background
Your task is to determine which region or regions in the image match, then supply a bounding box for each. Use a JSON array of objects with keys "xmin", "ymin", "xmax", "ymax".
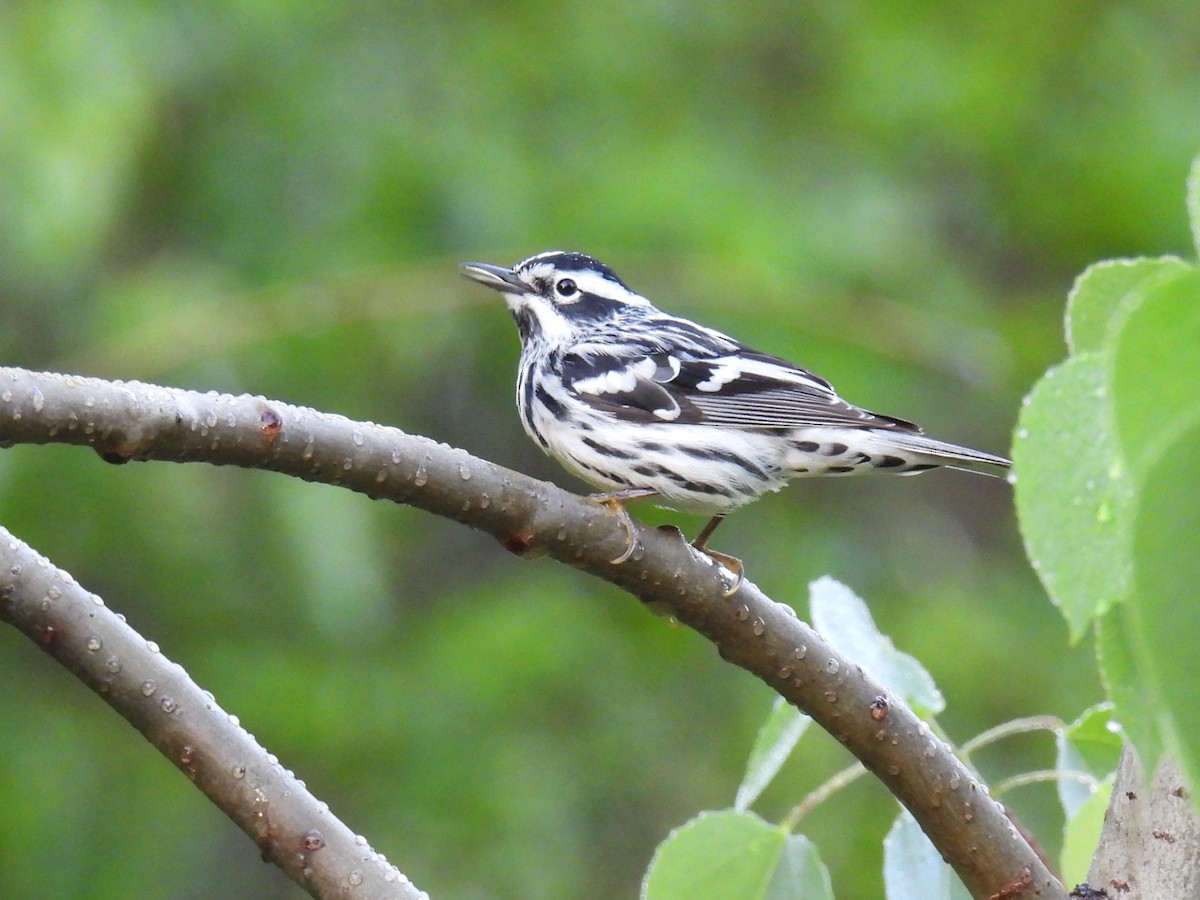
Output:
[{"xmin": 1, "ymin": 3, "xmax": 1197, "ymax": 897}]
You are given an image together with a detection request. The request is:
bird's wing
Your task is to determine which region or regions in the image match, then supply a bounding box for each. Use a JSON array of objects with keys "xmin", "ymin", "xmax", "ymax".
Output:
[{"xmin": 561, "ymin": 344, "xmax": 919, "ymax": 432}]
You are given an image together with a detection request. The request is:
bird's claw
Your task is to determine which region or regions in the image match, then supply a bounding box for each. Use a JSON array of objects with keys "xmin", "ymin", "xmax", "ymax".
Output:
[
  {"xmin": 689, "ymin": 514, "xmax": 744, "ymax": 595},
  {"xmin": 605, "ymin": 500, "xmax": 641, "ymax": 564},
  {"xmin": 591, "ymin": 492, "xmax": 744, "ymax": 594},
  {"xmin": 591, "ymin": 489, "xmax": 657, "ymax": 565},
  {"xmin": 692, "ymin": 545, "xmax": 745, "ymax": 596}
]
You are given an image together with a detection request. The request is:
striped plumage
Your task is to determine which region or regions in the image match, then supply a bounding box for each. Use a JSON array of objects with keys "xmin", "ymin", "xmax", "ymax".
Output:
[{"xmin": 463, "ymin": 251, "xmax": 1009, "ymax": 581}]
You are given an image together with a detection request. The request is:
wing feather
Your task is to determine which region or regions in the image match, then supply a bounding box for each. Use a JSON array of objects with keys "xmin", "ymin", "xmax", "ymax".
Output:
[{"xmin": 561, "ymin": 343, "xmax": 920, "ymax": 432}]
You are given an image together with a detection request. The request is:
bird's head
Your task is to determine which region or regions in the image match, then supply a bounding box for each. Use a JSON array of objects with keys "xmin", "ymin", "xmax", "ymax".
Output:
[{"xmin": 462, "ymin": 251, "xmax": 650, "ymax": 344}]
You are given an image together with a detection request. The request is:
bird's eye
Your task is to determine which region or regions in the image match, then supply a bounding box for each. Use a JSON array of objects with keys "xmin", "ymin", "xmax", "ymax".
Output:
[{"xmin": 555, "ymin": 278, "xmax": 578, "ymax": 298}]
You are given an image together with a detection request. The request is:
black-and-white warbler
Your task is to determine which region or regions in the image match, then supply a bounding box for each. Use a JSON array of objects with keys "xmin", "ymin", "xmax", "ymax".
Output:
[{"xmin": 463, "ymin": 251, "xmax": 1010, "ymax": 588}]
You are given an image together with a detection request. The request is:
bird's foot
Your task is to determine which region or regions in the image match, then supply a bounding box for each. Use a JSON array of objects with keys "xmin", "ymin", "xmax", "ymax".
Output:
[
  {"xmin": 590, "ymin": 489, "xmax": 658, "ymax": 564},
  {"xmin": 691, "ymin": 515, "xmax": 743, "ymax": 595},
  {"xmin": 692, "ymin": 545, "xmax": 745, "ymax": 596}
]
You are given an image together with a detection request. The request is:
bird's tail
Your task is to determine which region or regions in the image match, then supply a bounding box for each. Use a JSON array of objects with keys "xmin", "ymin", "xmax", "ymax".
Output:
[{"xmin": 883, "ymin": 432, "xmax": 1012, "ymax": 478}]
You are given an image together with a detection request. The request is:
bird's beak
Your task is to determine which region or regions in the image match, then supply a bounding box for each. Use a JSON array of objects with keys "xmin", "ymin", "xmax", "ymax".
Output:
[{"xmin": 461, "ymin": 262, "xmax": 526, "ymax": 294}]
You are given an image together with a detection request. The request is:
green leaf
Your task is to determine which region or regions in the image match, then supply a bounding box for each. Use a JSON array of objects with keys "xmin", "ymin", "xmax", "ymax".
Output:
[
  {"xmin": 1064, "ymin": 257, "xmax": 1191, "ymax": 356},
  {"xmin": 1089, "ymin": 265, "xmax": 1200, "ymax": 792},
  {"xmin": 1055, "ymin": 703, "xmax": 1121, "ymax": 820},
  {"xmin": 1023, "ymin": 248, "xmax": 1200, "ymax": 779},
  {"xmin": 882, "ymin": 811, "xmax": 972, "ymax": 900},
  {"xmin": 736, "ymin": 697, "xmax": 812, "ymax": 812},
  {"xmin": 1012, "ymin": 356, "xmax": 1132, "ymax": 640},
  {"xmin": 1127, "ymin": 424, "xmax": 1200, "ymax": 797},
  {"xmin": 808, "ymin": 576, "xmax": 944, "ymax": 716},
  {"xmin": 1109, "ymin": 267, "xmax": 1200, "ymax": 475},
  {"xmin": 641, "ymin": 811, "xmax": 830, "ymax": 900},
  {"xmin": 765, "ymin": 834, "xmax": 833, "ymax": 900},
  {"xmin": 1021, "ymin": 254, "xmax": 1197, "ymax": 645},
  {"xmin": 1060, "ymin": 772, "xmax": 1115, "ymax": 887}
]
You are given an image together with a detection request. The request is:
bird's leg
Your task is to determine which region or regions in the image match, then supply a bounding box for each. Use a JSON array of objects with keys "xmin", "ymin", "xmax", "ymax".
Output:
[
  {"xmin": 590, "ymin": 488, "xmax": 659, "ymax": 564},
  {"xmin": 691, "ymin": 515, "xmax": 744, "ymax": 596}
]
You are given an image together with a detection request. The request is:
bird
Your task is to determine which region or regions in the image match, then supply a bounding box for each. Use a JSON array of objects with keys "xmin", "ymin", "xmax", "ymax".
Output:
[{"xmin": 462, "ymin": 250, "xmax": 1010, "ymax": 591}]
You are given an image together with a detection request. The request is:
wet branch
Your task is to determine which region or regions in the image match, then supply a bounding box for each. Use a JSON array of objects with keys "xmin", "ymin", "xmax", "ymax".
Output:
[{"xmin": 0, "ymin": 366, "xmax": 1064, "ymax": 900}]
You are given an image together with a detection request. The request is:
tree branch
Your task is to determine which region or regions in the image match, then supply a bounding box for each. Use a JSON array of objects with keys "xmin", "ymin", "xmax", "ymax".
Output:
[
  {"xmin": 0, "ymin": 366, "xmax": 1064, "ymax": 899},
  {"xmin": 0, "ymin": 526, "xmax": 425, "ymax": 899}
]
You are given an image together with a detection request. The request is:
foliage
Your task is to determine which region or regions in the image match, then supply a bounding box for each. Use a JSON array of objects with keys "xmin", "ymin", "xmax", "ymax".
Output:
[
  {"xmin": 2, "ymin": 3, "xmax": 1199, "ymax": 897},
  {"xmin": 1016, "ymin": 157, "xmax": 1200, "ymax": 792},
  {"xmin": 643, "ymin": 580, "xmax": 1119, "ymax": 898}
]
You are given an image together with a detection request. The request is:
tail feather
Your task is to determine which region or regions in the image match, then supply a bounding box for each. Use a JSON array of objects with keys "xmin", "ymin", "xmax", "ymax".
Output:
[{"xmin": 883, "ymin": 432, "xmax": 1011, "ymax": 478}]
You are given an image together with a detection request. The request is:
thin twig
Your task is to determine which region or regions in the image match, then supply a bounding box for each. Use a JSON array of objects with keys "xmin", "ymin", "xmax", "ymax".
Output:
[
  {"xmin": 782, "ymin": 763, "xmax": 868, "ymax": 830},
  {"xmin": 991, "ymin": 769, "xmax": 1100, "ymax": 799},
  {"xmin": 960, "ymin": 715, "xmax": 1066, "ymax": 767}
]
